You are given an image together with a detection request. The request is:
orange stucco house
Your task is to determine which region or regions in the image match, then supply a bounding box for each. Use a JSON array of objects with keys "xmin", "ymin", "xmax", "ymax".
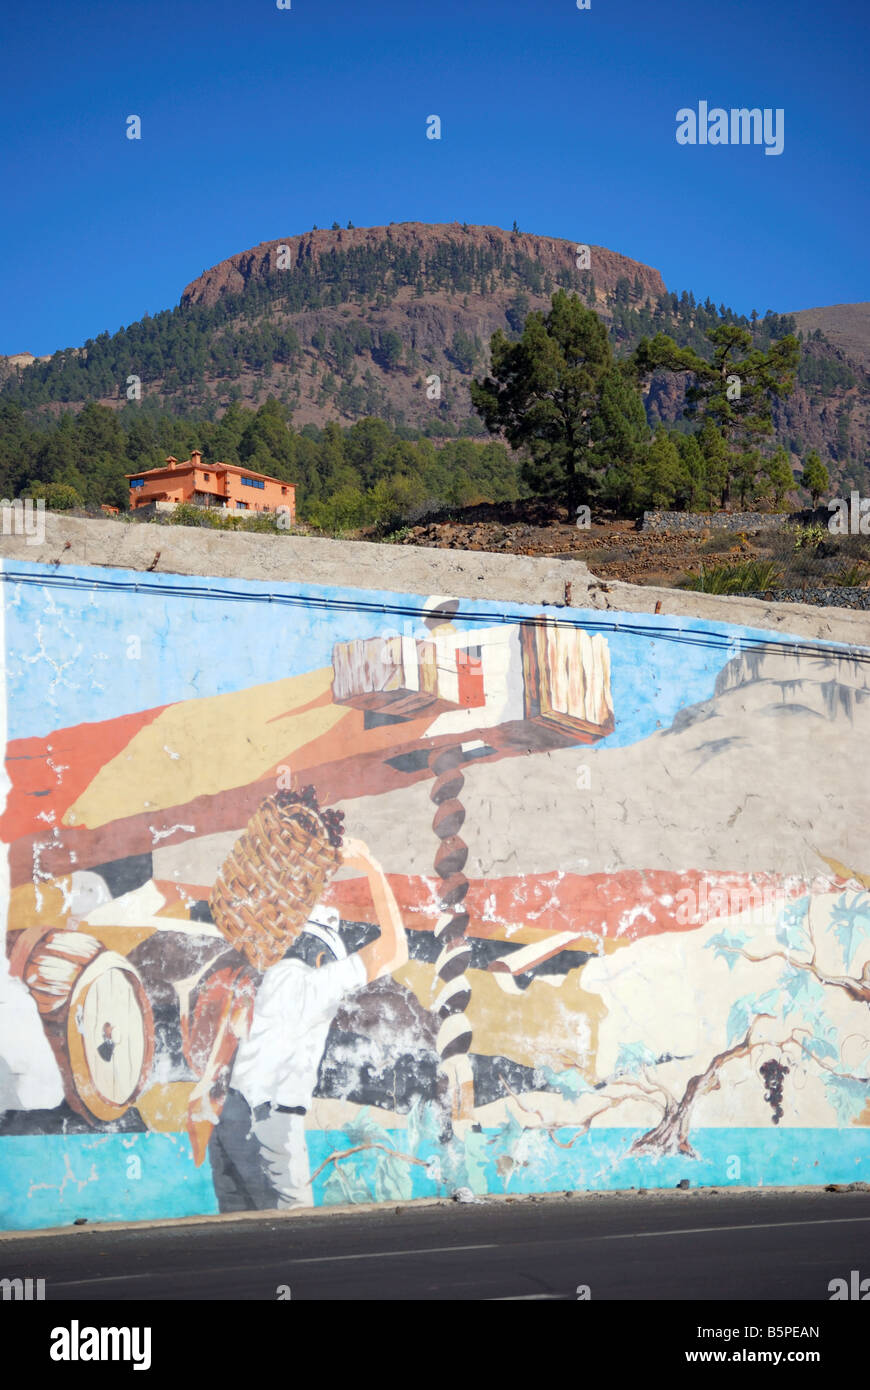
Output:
[{"xmin": 126, "ymin": 450, "xmax": 295, "ymax": 521}]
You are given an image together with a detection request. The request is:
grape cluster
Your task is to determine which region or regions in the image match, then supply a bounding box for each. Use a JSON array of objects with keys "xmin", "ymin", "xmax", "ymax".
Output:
[
  {"xmin": 759, "ymin": 1058, "xmax": 789, "ymax": 1125},
  {"xmin": 275, "ymin": 784, "xmax": 345, "ymax": 848}
]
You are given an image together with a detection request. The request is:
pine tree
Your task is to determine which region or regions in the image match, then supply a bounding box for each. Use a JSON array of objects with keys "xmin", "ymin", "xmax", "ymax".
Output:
[
  {"xmin": 698, "ymin": 419, "xmax": 731, "ymax": 508},
  {"xmin": 801, "ymin": 449, "xmax": 829, "ymax": 507},
  {"xmin": 632, "ymin": 322, "xmax": 800, "ymax": 507},
  {"xmin": 592, "ymin": 366, "xmax": 650, "ymax": 511},
  {"xmin": 763, "ymin": 445, "xmax": 795, "ymax": 509},
  {"xmin": 641, "ymin": 429, "xmax": 684, "ymax": 508},
  {"xmin": 471, "ymin": 291, "xmax": 636, "ymax": 508},
  {"xmin": 734, "ymin": 449, "xmax": 762, "ymax": 508},
  {"xmin": 675, "ymin": 432, "xmax": 707, "ymax": 509}
]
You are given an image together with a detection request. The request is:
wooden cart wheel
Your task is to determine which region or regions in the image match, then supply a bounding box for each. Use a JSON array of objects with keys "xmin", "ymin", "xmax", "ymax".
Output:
[
  {"xmin": 66, "ymin": 951, "xmax": 154, "ymax": 1122},
  {"xmin": 11, "ymin": 927, "xmax": 154, "ymax": 1123}
]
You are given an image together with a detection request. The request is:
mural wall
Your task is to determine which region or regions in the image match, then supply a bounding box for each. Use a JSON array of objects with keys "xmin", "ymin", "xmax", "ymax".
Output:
[{"xmin": 1, "ymin": 557, "xmax": 869, "ymax": 1229}]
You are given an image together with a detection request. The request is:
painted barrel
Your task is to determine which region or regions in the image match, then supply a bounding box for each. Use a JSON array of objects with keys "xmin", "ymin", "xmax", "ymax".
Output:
[
  {"xmin": 13, "ymin": 927, "xmax": 102, "ymax": 1016},
  {"xmin": 11, "ymin": 927, "xmax": 154, "ymax": 1123}
]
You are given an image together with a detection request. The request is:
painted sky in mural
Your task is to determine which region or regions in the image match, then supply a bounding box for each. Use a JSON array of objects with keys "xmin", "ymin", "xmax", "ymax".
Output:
[{"xmin": 5, "ymin": 563, "xmax": 741, "ymax": 746}]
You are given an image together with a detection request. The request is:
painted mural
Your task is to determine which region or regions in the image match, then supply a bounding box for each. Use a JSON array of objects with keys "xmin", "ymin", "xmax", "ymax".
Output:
[{"xmin": 1, "ymin": 558, "xmax": 869, "ymax": 1229}]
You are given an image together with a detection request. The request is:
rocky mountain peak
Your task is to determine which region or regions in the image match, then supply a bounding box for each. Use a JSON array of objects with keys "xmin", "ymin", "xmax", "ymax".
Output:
[{"xmin": 180, "ymin": 222, "xmax": 667, "ymax": 309}]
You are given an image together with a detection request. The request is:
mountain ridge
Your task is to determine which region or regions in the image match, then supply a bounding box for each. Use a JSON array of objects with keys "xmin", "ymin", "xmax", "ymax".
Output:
[
  {"xmin": 790, "ymin": 302, "xmax": 870, "ymax": 371},
  {"xmin": 179, "ymin": 221, "xmax": 667, "ymax": 309},
  {"xmin": 2, "ymin": 223, "xmax": 867, "ymax": 493}
]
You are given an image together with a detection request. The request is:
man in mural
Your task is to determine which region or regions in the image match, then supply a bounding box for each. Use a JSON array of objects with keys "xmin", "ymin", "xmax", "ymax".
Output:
[{"xmin": 203, "ymin": 806, "xmax": 408, "ymax": 1213}]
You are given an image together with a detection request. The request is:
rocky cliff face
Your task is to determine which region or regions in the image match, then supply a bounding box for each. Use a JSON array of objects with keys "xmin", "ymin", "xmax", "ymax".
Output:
[
  {"xmin": 0, "ymin": 351, "xmax": 50, "ymax": 389},
  {"xmin": 171, "ymin": 224, "xmax": 670, "ymax": 437},
  {"xmin": 180, "ymin": 222, "xmax": 667, "ymax": 309}
]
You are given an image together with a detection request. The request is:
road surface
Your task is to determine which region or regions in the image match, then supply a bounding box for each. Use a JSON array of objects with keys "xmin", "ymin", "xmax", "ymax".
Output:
[{"xmin": 3, "ymin": 1186, "xmax": 869, "ymax": 1301}]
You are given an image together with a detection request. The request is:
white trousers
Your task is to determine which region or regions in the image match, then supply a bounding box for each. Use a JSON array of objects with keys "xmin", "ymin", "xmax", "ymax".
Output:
[{"xmin": 250, "ymin": 1109, "xmax": 314, "ymax": 1208}]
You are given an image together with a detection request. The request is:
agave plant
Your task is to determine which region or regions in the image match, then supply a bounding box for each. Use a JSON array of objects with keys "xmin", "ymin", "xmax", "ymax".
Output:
[
  {"xmin": 679, "ymin": 560, "xmax": 783, "ymax": 594},
  {"xmin": 831, "ymin": 563, "xmax": 869, "ymax": 587}
]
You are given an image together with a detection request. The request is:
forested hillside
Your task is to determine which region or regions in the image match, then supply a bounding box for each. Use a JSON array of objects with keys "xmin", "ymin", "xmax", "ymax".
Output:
[
  {"xmin": 1, "ymin": 223, "xmax": 867, "ymax": 510},
  {"xmin": 0, "ymin": 397, "xmax": 519, "ymax": 530}
]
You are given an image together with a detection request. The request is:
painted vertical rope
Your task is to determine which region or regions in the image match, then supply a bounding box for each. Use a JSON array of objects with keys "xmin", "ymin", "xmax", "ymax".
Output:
[{"xmin": 429, "ymin": 744, "xmax": 475, "ymax": 1123}]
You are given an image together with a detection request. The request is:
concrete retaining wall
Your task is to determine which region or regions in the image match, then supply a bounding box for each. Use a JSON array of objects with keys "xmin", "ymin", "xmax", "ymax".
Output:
[{"xmin": 3, "ymin": 512, "xmax": 868, "ymax": 645}]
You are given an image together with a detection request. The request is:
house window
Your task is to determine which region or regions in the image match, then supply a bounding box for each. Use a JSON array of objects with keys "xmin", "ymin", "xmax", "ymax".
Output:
[
  {"xmin": 130, "ymin": 478, "xmax": 145, "ymax": 489},
  {"xmin": 236, "ymin": 501, "xmax": 248, "ymax": 510},
  {"xmin": 241, "ymin": 476, "xmax": 265, "ymax": 489},
  {"xmin": 281, "ymin": 486, "xmax": 288, "ymax": 495},
  {"xmin": 203, "ymin": 472, "xmax": 210, "ymax": 481}
]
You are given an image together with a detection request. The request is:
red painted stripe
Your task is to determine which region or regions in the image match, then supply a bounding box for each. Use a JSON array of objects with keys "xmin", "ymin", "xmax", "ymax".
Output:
[
  {"xmin": 1, "ymin": 705, "xmax": 168, "ymax": 842},
  {"xmin": 320, "ymin": 868, "xmax": 817, "ymax": 944}
]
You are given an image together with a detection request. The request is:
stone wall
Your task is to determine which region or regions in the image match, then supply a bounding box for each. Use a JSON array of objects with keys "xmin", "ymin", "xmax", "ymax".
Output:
[{"xmin": 641, "ymin": 510, "xmax": 793, "ymax": 534}]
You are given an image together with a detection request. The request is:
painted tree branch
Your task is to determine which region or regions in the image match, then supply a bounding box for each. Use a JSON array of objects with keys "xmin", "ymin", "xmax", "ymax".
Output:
[
  {"xmin": 628, "ymin": 1014, "xmax": 776, "ymax": 1158},
  {"xmin": 729, "ymin": 945, "xmax": 870, "ymax": 1005},
  {"xmin": 609, "ymin": 1073, "xmax": 672, "ymax": 1110},
  {"xmin": 641, "ymin": 1064, "xmax": 680, "ymax": 1109},
  {"xmin": 309, "ymin": 1142, "xmax": 428, "ymax": 1185},
  {"xmin": 781, "ymin": 1028, "xmax": 870, "ymax": 1085},
  {"xmin": 548, "ymin": 1093, "xmax": 648, "ymax": 1149},
  {"xmin": 498, "ymin": 1068, "xmax": 661, "ymax": 1150}
]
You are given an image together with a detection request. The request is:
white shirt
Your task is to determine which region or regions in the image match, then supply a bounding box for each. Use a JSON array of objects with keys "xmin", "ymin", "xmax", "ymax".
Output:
[
  {"xmin": 230, "ymin": 951, "xmax": 366, "ymax": 1110},
  {"xmin": 0, "ymin": 964, "xmax": 65, "ymax": 1112}
]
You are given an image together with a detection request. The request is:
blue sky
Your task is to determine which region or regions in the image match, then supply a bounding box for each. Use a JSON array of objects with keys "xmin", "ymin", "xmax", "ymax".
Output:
[{"xmin": 1, "ymin": 0, "xmax": 866, "ymax": 356}]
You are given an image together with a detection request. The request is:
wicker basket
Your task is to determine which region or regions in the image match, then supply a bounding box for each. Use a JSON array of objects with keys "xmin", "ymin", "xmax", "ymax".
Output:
[{"xmin": 209, "ymin": 788, "xmax": 344, "ymax": 972}]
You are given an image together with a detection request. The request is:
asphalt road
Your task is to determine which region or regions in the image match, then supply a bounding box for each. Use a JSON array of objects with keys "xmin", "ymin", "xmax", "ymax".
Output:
[{"xmin": 3, "ymin": 1187, "xmax": 870, "ymax": 1301}]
